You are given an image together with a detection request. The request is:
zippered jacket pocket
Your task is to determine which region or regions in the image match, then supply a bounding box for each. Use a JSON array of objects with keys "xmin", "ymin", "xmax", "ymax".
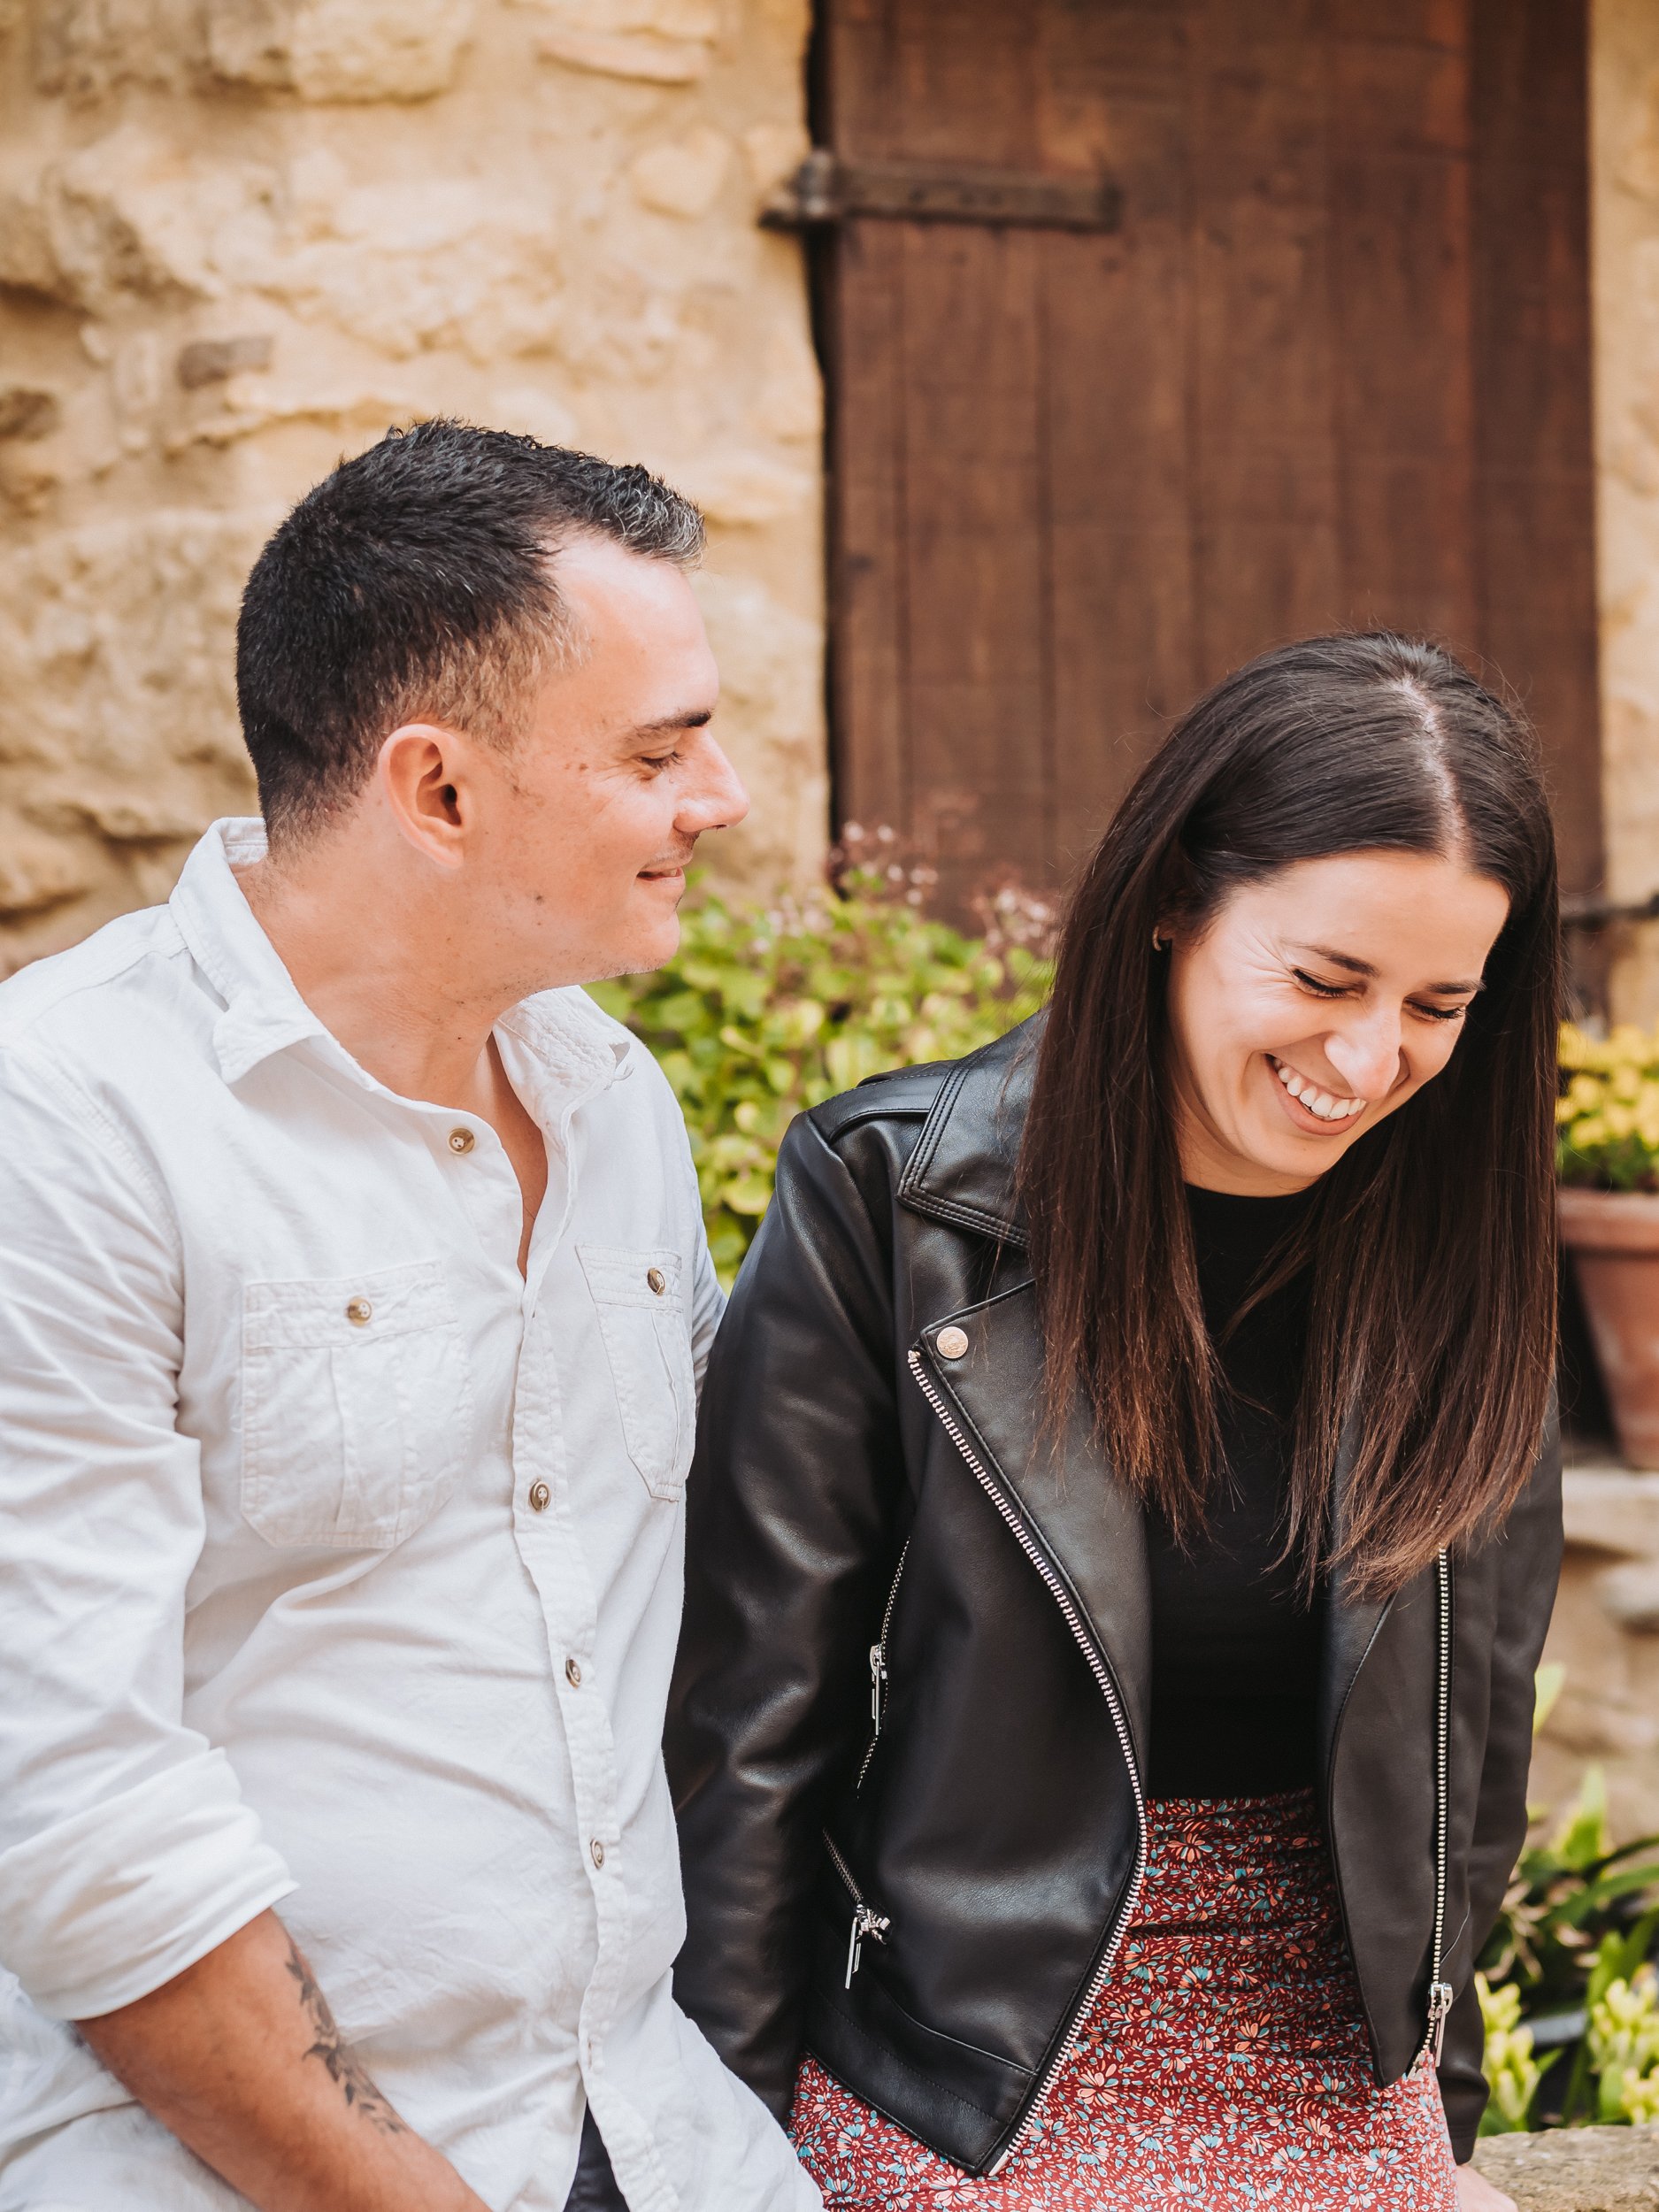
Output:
[
  {"xmin": 857, "ymin": 1539, "xmax": 911, "ymax": 1789},
  {"xmin": 825, "ymin": 1831, "xmax": 891, "ymax": 1988}
]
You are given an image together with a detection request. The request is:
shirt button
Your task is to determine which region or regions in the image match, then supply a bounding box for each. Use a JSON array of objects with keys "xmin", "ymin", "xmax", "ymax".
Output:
[
  {"xmin": 565, "ymin": 1656, "xmax": 582, "ymax": 1688},
  {"xmin": 448, "ymin": 1127, "xmax": 476, "ymax": 1155},
  {"xmin": 344, "ymin": 1297, "xmax": 373, "ymax": 1326},
  {"xmin": 935, "ymin": 1325, "xmax": 969, "ymax": 1361},
  {"xmin": 528, "ymin": 1480, "xmax": 550, "ymax": 1513},
  {"xmin": 590, "ymin": 1838, "xmax": 605, "ymax": 1869},
  {"xmin": 646, "ymin": 1266, "xmax": 666, "ymax": 1295}
]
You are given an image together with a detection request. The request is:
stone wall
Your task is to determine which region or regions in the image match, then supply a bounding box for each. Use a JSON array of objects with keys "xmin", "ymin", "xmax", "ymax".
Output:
[
  {"xmin": 1595, "ymin": 0, "xmax": 1659, "ymax": 1025},
  {"xmin": 0, "ymin": 0, "xmax": 826, "ymax": 974}
]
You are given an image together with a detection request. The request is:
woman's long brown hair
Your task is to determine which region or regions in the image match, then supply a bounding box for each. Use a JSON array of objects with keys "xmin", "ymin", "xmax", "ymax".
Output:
[{"xmin": 1018, "ymin": 633, "xmax": 1561, "ymax": 1600}]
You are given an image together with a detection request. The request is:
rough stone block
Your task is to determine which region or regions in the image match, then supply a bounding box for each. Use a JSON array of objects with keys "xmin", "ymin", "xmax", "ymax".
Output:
[
  {"xmin": 0, "ymin": 828, "xmax": 90, "ymax": 920},
  {"xmin": 0, "ymin": 388, "xmax": 62, "ymax": 440},
  {"xmin": 631, "ymin": 128, "xmax": 731, "ymax": 219},
  {"xmin": 205, "ymin": 0, "xmax": 477, "ymax": 101},
  {"xmin": 177, "ymin": 334, "xmax": 276, "ymax": 388},
  {"xmin": 1471, "ymin": 2122, "xmax": 1659, "ymax": 2212},
  {"xmin": 537, "ymin": 28, "xmax": 709, "ymax": 81},
  {"xmin": 31, "ymin": 0, "xmax": 199, "ymax": 99}
]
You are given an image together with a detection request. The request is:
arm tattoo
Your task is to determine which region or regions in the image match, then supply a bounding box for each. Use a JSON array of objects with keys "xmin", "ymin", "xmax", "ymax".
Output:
[{"xmin": 283, "ymin": 1939, "xmax": 409, "ymax": 2136}]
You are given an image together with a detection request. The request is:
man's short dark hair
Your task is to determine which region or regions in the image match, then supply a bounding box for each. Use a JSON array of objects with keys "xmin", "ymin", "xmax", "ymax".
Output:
[{"xmin": 235, "ymin": 419, "xmax": 705, "ymax": 846}]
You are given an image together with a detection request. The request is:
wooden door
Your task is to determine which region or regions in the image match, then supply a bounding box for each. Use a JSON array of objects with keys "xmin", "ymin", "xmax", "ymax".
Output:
[{"xmin": 812, "ymin": 0, "xmax": 1601, "ymax": 918}]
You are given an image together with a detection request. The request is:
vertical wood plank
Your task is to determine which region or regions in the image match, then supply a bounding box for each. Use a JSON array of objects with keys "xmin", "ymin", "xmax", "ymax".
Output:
[
  {"xmin": 1185, "ymin": 7, "xmax": 1344, "ymax": 681},
  {"xmin": 827, "ymin": 216, "xmax": 910, "ymax": 842},
  {"xmin": 899, "ymin": 219, "xmax": 1049, "ymax": 900},
  {"xmin": 1328, "ymin": 27, "xmax": 1479, "ymax": 648},
  {"xmin": 1469, "ymin": 0, "xmax": 1601, "ymax": 898},
  {"xmin": 1037, "ymin": 2, "xmax": 1202, "ymax": 875}
]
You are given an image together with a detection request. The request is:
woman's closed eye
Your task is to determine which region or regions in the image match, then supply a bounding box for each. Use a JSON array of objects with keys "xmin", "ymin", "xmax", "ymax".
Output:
[
  {"xmin": 1291, "ymin": 968, "xmax": 1469, "ymax": 1024},
  {"xmin": 1290, "ymin": 967, "xmax": 1351, "ymax": 1000}
]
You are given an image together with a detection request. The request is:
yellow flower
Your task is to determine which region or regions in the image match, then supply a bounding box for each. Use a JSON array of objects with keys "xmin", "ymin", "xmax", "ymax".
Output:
[
  {"xmin": 1568, "ymin": 1073, "xmax": 1605, "ymax": 1112},
  {"xmin": 1569, "ymin": 1116, "xmax": 1609, "ymax": 1150}
]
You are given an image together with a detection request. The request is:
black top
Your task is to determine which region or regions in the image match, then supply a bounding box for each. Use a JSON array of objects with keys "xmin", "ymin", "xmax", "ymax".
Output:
[{"xmin": 1144, "ymin": 1183, "xmax": 1324, "ymax": 1798}]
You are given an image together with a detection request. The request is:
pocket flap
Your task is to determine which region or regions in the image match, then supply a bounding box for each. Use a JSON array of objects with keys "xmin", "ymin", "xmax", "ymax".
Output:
[
  {"xmin": 575, "ymin": 1244, "xmax": 684, "ymax": 1310},
  {"xmin": 243, "ymin": 1259, "xmax": 455, "ymax": 1352}
]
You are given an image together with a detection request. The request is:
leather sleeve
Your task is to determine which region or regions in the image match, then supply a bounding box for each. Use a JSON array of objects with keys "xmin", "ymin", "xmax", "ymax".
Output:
[
  {"xmin": 1438, "ymin": 1411, "xmax": 1563, "ymax": 2162},
  {"xmin": 667, "ymin": 1110, "xmax": 910, "ymax": 2120}
]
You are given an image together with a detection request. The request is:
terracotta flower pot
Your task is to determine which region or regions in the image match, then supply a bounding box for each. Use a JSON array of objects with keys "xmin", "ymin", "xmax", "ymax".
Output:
[{"xmin": 1559, "ymin": 1186, "xmax": 1659, "ymax": 1470}]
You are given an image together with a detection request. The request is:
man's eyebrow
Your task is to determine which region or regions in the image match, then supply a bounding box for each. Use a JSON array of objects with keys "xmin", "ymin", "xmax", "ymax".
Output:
[
  {"xmin": 631, "ymin": 709, "xmax": 712, "ymax": 740},
  {"xmin": 1288, "ymin": 943, "xmax": 1484, "ymax": 994}
]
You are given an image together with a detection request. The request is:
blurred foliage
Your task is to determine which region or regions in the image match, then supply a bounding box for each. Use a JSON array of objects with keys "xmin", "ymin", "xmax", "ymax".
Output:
[
  {"xmin": 1477, "ymin": 1974, "xmax": 1555, "ymax": 2133},
  {"xmin": 1587, "ymin": 1967, "xmax": 1659, "ymax": 2124},
  {"xmin": 1479, "ymin": 1748, "xmax": 1659, "ymax": 2131},
  {"xmin": 1558, "ymin": 1021, "xmax": 1659, "ymax": 1190},
  {"xmin": 588, "ymin": 834, "xmax": 1055, "ymax": 1284}
]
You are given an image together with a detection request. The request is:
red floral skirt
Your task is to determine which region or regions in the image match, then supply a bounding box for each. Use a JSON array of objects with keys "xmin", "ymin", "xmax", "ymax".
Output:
[{"xmin": 790, "ymin": 1790, "xmax": 1458, "ymax": 2210}]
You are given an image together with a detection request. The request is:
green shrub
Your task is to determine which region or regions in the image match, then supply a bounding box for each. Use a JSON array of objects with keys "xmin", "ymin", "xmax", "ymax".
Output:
[
  {"xmin": 588, "ymin": 856, "xmax": 1054, "ymax": 1283},
  {"xmin": 1588, "ymin": 1966, "xmax": 1659, "ymax": 2124},
  {"xmin": 1477, "ymin": 1973, "xmax": 1555, "ymax": 2133},
  {"xmin": 1479, "ymin": 1751, "xmax": 1659, "ymax": 2130}
]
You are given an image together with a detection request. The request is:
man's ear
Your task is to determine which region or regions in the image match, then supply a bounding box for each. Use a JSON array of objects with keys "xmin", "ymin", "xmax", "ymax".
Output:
[{"xmin": 377, "ymin": 724, "xmax": 472, "ymax": 872}]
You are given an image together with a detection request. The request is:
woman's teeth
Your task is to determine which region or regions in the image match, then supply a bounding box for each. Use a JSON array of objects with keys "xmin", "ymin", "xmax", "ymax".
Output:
[{"xmin": 1270, "ymin": 1057, "xmax": 1364, "ymax": 1123}]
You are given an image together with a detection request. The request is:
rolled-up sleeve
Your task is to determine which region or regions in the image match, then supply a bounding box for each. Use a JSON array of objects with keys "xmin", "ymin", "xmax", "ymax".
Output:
[{"xmin": 0, "ymin": 1046, "xmax": 293, "ymax": 2020}]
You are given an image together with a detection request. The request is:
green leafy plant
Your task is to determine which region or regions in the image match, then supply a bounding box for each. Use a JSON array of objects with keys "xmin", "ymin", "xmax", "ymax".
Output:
[
  {"xmin": 1587, "ymin": 1965, "xmax": 1659, "ymax": 2124},
  {"xmin": 1477, "ymin": 1973, "xmax": 1556, "ymax": 2134},
  {"xmin": 1479, "ymin": 1746, "xmax": 1659, "ymax": 2129},
  {"xmin": 588, "ymin": 843, "xmax": 1055, "ymax": 1282}
]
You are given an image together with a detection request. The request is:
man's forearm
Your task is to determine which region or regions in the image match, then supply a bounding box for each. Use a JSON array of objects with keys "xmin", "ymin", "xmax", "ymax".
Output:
[{"xmin": 75, "ymin": 1909, "xmax": 490, "ymax": 2212}]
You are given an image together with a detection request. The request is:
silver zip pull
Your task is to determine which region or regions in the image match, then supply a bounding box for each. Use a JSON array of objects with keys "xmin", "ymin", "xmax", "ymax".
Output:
[
  {"xmin": 845, "ymin": 1903, "xmax": 891, "ymax": 1988},
  {"xmin": 869, "ymin": 1642, "xmax": 887, "ymax": 1730},
  {"xmin": 1427, "ymin": 1979, "xmax": 1455, "ymax": 2064}
]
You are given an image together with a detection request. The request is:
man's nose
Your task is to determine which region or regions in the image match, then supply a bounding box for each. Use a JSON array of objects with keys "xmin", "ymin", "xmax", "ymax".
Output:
[{"xmin": 679, "ymin": 733, "xmax": 749, "ymax": 835}]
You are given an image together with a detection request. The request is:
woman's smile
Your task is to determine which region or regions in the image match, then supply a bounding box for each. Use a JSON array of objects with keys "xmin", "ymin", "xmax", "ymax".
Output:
[{"xmin": 1264, "ymin": 1054, "xmax": 1368, "ymax": 1131}]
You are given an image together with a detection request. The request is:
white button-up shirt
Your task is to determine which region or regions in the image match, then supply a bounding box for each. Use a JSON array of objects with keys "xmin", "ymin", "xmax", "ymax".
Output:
[{"xmin": 0, "ymin": 821, "xmax": 818, "ymax": 2212}]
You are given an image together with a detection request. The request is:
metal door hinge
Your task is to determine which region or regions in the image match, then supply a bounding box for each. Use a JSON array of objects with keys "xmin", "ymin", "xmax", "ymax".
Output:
[{"xmin": 761, "ymin": 150, "xmax": 1122, "ymax": 234}]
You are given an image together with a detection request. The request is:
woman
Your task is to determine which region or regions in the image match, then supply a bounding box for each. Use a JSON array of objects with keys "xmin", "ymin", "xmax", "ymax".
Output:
[{"xmin": 667, "ymin": 634, "xmax": 1561, "ymax": 2212}]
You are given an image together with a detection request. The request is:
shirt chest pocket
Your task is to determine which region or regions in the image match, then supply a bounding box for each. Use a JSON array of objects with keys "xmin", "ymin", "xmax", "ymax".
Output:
[
  {"xmin": 577, "ymin": 1244, "xmax": 695, "ymax": 1502},
  {"xmin": 240, "ymin": 1261, "xmax": 474, "ymax": 1549}
]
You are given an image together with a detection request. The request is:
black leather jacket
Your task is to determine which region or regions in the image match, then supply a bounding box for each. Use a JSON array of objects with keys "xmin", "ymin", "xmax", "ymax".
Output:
[{"xmin": 667, "ymin": 1020, "xmax": 1563, "ymax": 2171}]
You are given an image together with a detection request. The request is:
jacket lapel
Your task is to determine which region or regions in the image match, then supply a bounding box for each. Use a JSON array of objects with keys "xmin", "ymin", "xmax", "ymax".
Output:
[
  {"xmin": 1316, "ymin": 1415, "xmax": 1395, "ymax": 1776},
  {"xmin": 914, "ymin": 1284, "xmax": 1152, "ymax": 1774}
]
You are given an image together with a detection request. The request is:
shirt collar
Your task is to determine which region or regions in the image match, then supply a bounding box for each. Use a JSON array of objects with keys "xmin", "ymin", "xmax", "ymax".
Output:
[
  {"xmin": 171, "ymin": 818, "xmax": 635, "ymax": 1103},
  {"xmin": 170, "ymin": 819, "xmax": 333, "ymax": 1086}
]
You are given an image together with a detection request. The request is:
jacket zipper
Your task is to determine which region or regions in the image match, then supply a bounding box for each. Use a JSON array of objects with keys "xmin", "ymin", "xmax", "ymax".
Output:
[
  {"xmin": 1424, "ymin": 1546, "xmax": 1455, "ymax": 2066},
  {"xmin": 825, "ymin": 1830, "xmax": 891, "ymax": 1987},
  {"xmin": 858, "ymin": 1539, "xmax": 911, "ymax": 1788},
  {"xmin": 906, "ymin": 1348, "xmax": 1148, "ymax": 2174}
]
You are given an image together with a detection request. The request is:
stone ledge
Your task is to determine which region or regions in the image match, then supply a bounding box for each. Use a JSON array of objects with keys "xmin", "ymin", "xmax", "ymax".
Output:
[
  {"xmin": 1471, "ymin": 2123, "xmax": 1659, "ymax": 2210},
  {"xmin": 1563, "ymin": 1463, "xmax": 1659, "ymax": 1560}
]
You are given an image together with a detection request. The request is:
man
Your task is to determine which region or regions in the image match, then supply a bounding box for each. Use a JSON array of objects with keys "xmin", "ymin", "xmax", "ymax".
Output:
[{"xmin": 0, "ymin": 422, "xmax": 818, "ymax": 2212}]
